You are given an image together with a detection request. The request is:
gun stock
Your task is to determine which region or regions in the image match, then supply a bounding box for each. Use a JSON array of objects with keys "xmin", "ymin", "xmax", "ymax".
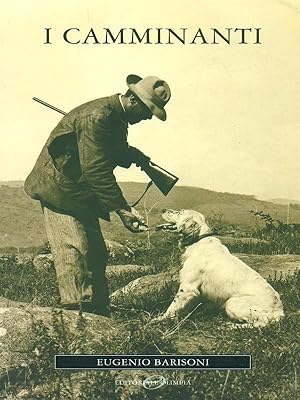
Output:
[{"xmin": 142, "ymin": 161, "xmax": 179, "ymax": 196}]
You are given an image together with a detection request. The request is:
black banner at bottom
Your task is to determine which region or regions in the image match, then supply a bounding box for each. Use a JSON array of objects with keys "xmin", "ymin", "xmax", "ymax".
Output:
[{"xmin": 55, "ymin": 355, "xmax": 251, "ymax": 370}]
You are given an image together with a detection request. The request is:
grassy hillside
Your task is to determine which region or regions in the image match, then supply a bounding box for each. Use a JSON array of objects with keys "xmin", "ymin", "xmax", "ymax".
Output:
[
  {"xmin": 1, "ymin": 182, "xmax": 300, "ymax": 250},
  {"xmin": 268, "ymin": 198, "xmax": 300, "ymax": 206}
]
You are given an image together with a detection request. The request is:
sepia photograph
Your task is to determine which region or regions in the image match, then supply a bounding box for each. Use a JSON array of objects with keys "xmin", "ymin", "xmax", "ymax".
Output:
[{"xmin": 0, "ymin": 0, "xmax": 299, "ymax": 398}]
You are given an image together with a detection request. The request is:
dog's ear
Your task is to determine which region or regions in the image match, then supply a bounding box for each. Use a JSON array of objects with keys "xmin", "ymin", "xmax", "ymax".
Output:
[{"xmin": 178, "ymin": 218, "xmax": 200, "ymax": 246}]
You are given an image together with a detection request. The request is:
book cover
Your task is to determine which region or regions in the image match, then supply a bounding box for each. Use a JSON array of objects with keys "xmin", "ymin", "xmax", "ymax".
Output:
[{"xmin": 0, "ymin": 0, "xmax": 299, "ymax": 399}]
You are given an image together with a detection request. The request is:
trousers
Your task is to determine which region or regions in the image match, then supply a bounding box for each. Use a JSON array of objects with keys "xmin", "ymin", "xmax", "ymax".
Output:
[{"xmin": 43, "ymin": 206, "xmax": 109, "ymax": 315}]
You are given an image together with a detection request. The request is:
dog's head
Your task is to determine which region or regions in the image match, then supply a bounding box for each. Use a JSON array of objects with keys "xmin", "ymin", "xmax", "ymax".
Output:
[{"xmin": 157, "ymin": 209, "xmax": 211, "ymax": 246}]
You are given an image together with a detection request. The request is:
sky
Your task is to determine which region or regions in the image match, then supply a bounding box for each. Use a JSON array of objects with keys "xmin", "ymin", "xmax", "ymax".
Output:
[{"xmin": 0, "ymin": 0, "xmax": 299, "ymax": 200}]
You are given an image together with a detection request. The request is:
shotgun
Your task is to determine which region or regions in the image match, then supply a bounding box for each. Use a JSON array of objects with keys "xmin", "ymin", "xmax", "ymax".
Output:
[{"xmin": 32, "ymin": 97, "xmax": 179, "ymax": 203}]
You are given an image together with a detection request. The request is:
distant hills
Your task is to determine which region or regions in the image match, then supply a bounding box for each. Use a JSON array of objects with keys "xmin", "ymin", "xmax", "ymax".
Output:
[
  {"xmin": 267, "ymin": 198, "xmax": 300, "ymax": 206},
  {"xmin": 1, "ymin": 181, "xmax": 300, "ymax": 250},
  {"xmin": 0, "ymin": 181, "xmax": 24, "ymax": 187}
]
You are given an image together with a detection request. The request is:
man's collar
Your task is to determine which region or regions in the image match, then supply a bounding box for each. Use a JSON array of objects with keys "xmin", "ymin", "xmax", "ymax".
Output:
[
  {"xmin": 118, "ymin": 94, "xmax": 126, "ymax": 113},
  {"xmin": 110, "ymin": 93, "xmax": 128, "ymax": 127}
]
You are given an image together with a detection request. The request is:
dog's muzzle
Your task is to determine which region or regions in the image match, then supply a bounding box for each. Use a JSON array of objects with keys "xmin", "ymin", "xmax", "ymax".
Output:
[
  {"xmin": 155, "ymin": 222, "xmax": 177, "ymax": 232},
  {"xmin": 156, "ymin": 209, "xmax": 181, "ymax": 231}
]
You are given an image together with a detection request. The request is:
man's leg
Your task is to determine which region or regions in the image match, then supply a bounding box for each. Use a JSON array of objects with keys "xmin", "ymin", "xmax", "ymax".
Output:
[
  {"xmin": 43, "ymin": 206, "xmax": 109, "ymax": 315},
  {"xmin": 83, "ymin": 218, "xmax": 109, "ymax": 316}
]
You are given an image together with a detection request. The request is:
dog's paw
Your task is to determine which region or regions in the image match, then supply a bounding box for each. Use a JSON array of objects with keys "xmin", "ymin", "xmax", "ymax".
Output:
[
  {"xmin": 149, "ymin": 314, "xmax": 175, "ymax": 326},
  {"xmin": 224, "ymin": 321, "xmax": 252, "ymax": 330}
]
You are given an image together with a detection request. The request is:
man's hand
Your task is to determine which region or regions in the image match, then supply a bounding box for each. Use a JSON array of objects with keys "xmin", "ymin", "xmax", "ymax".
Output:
[
  {"xmin": 116, "ymin": 206, "xmax": 149, "ymax": 233},
  {"xmin": 129, "ymin": 147, "xmax": 150, "ymax": 169}
]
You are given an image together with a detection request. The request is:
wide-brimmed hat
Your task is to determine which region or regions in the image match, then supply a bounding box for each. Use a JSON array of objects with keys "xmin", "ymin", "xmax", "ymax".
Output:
[{"xmin": 126, "ymin": 74, "xmax": 171, "ymax": 121}]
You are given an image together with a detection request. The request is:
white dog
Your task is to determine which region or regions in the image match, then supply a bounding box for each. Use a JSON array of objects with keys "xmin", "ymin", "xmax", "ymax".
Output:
[{"xmin": 157, "ymin": 209, "xmax": 284, "ymax": 328}]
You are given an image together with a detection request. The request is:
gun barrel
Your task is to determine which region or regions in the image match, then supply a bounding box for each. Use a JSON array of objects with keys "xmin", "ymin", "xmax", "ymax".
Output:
[{"xmin": 32, "ymin": 97, "xmax": 67, "ymax": 116}]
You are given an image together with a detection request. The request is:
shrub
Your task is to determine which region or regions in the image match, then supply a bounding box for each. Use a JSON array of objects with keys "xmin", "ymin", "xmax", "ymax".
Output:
[{"xmin": 227, "ymin": 211, "xmax": 300, "ymax": 254}]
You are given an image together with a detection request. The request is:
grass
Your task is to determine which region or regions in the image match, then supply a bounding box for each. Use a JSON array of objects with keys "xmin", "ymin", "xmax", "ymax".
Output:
[{"xmin": 0, "ymin": 217, "xmax": 299, "ymax": 399}]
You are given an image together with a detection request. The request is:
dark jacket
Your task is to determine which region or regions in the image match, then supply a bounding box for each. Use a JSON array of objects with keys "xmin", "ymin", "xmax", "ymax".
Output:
[{"xmin": 24, "ymin": 94, "xmax": 137, "ymax": 221}]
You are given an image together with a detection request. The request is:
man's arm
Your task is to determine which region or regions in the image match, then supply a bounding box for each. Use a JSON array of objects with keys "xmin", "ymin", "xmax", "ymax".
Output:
[
  {"xmin": 76, "ymin": 113, "xmax": 128, "ymax": 212},
  {"xmin": 117, "ymin": 146, "xmax": 151, "ymax": 169}
]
